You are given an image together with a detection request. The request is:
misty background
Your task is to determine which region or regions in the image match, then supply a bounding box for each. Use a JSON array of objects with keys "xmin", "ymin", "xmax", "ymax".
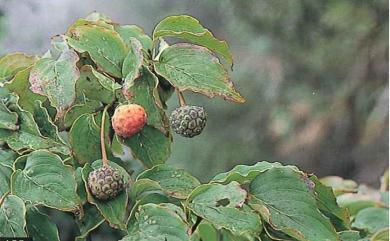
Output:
[{"xmin": 0, "ymin": 1, "xmax": 388, "ymax": 239}]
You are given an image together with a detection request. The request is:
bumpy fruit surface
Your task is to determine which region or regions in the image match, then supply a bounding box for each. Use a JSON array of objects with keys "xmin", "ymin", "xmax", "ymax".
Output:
[
  {"xmin": 88, "ymin": 166, "xmax": 125, "ymax": 200},
  {"xmin": 112, "ymin": 104, "xmax": 147, "ymax": 138},
  {"xmin": 170, "ymin": 105, "xmax": 207, "ymax": 138}
]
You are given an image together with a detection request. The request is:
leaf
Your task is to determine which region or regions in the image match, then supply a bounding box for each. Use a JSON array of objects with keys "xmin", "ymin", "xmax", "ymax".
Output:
[
  {"xmin": 129, "ymin": 179, "xmax": 163, "ymax": 201},
  {"xmin": 221, "ymin": 229, "xmax": 255, "ymax": 241},
  {"xmin": 211, "ymin": 161, "xmax": 284, "ymax": 184},
  {"xmin": 0, "ymin": 195, "xmax": 27, "ymax": 237},
  {"xmin": 249, "ymin": 167, "xmax": 339, "ymax": 241},
  {"xmin": 371, "ymin": 228, "xmax": 389, "ymax": 241},
  {"xmin": 4, "ymin": 66, "xmax": 46, "ymax": 113},
  {"xmin": 0, "ymin": 96, "xmax": 70, "ymax": 155},
  {"xmin": 154, "ymin": 44, "xmax": 244, "ymax": 103},
  {"xmin": 75, "ymin": 167, "xmax": 87, "ymax": 204},
  {"xmin": 76, "ymin": 65, "xmax": 121, "ymax": 104},
  {"xmin": 153, "ymin": 15, "xmax": 233, "ymax": 66},
  {"xmin": 43, "ymin": 35, "xmax": 70, "ymax": 59},
  {"xmin": 187, "ymin": 182, "xmax": 262, "ymax": 237},
  {"xmin": 122, "ymin": 38, "xmax": 144, "ymax": 89},
  {"xmin": 127, "ymin": 192, "xmax": 171, "ymax": 232},
  {"xmin": 123, "ymin": 67, "xmax": 168, "ymax": 132},
  {"xmin": 32, "ymin": 100, "xmax": 66, "ymax": 144},
  {"xmin": 63, "ymin": 98, "xmax": 102, "ymax": 129},
  {"xmin": 121, "ymin": 125, "xmax": 171, "ymax": 168},
  {"xmin": 26, "ymin": 207, "xmax": 60, "ymax": 241},
  {"xmin": 67, "ymin": 24, "xmax": 127, "ymax": 78},
  {"xmin": 122, "ymin": 203, "xmax": 190, "ymax": 241},
  {"xmin": 190, "ymin": 220, "xmax": 218, "ymax": 241},
  {"xmin": 10, "ymin": 150, "xmax": 80, "ymax": 211},
  {"xmin": 338, "ymin": 230, "xmax": 361, "ymax": 241},
  {"xmin": 337, "ymin": 193, "xmax": 384, "ymax": 216},
  {"xmin": 81, "ymin": 160, "xmax": 130, "ymax": 230},
  {"xmin": 0, "ymin": 52, "xmax": 38, "ymax": 82},
  {"xmin": 115, "ymin": 24, "xmax": 153, "ymax": 51},
  {"xmin": 0, "ymin": 150, "xmax": 16, "ymax": 200},
  {"xmin": 29, "ymin": 49, "xmax": 80, "ymax": 118},
  {"xmin": 137, "ymin": 164, "xmax": 200, "ymax": 199},
  {"xmin": 66, "ymin": 12, "xmax": 115, "ymax": 36},
  {"xmin": 75, "ymin": 204, "xmax": 104, "ymax": 241},
  {"xmin": 0, "ymin": 100, "xmax": 18, "ymax": 131},
  {"xmin": 310, "ymin": 175, "xmax": 350, "ymax": 230},
  {"xmin": 352, "ymin": 207, "xmax": 389, "ymax": 234},
  {"xmin": 69, "ymin": 113, "xmax": 108, "ymax": 165},
  {"xmin": 320, "ymin": 176, "xmax": 358, "ymax": 196}
]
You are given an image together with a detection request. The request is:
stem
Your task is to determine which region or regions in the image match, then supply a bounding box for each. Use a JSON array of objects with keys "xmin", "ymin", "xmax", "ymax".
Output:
[
  {"xmin": 101, "ymin": 105, "xmax": 109, "ymax": 167},
  {"xmin": 0, "ymin": 191, "xmax": 9, "ymax": 207},
  {"xmin": 176, "ymin": 88, "xmax": 187, "ymax": 107}
]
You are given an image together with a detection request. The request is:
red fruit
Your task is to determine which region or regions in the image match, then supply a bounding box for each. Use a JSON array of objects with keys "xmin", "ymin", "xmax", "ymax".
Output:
[{"xmin": 112, "ymin": 104, "xmax": 147, "ymax": 138}]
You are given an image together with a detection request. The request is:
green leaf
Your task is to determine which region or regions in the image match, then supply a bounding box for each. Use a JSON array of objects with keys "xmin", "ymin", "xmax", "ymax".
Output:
[
  {"xmin": 338, "ymin": 230, "xmax": 361, "ymax": 241},
  {"xmin": 75, "ymin": 204, "xmax": 104, "ymax": 241},
  {"xmin": 69, "ymin": 113, "xmax": 108, "ymax": 165},
  {"xmin": 0, "ymin": 100, "xmax": 18, "ymax": 131},
  {"xmin": 67, "ymin": 25, "xmax": 127, "ymax": 78},
  {"xmin": 0, "ymin": 195, "xmax": 27, "ymax": 237},
  {"xmin": 121, "ymin": 125, "xmax": 171, "ymax": 168},
  {"xmin": 249, "ymin": 167, "xmax": 338, "ymax": 241},
  {"xmin": 115, "ymin": 25, "xmax": 153, "ymax": 51},
  {"xmin": 0, "ymin": 97, "xmax": 70, "ymax": 155},
  {"xmin": 122, "ymin": 203, "xmax": 190, "ymax": 241},
  {"xmin": 11, "ymin": 150, "xmax": 80, "ymax": 211},
  {"xmin": 76, "ymin": 65, "xmax": 121, "ymax": 104},
  {"xmin": 0, "ymin": 52, "xmax": 38, "ymax": 82},
  {"xmin": 337, "ymin": 193, "xmax": 384, "ymax": 216},
  {"xmin": 43, "ymin": 35, "xmax": 70, "ymax": 59},
  {"xmin": 29, "ymin": 49, "xmax": 80, "ymax": 118},
  {"xmin": 187, "ymin": 182, "xmax": 262, "ymax": 237},
  {"xmin": 63, "ymin": 98, "xmax": 102, "ymax": 129},
  {"xmin": 81, "ymin": 160, "xmax": 130, "ymax": 230},
  {"xmin": 211, "ymin": 161, "xmax": 284, "ymax": 184},
  {"xmin": 127, "ymin": 192, "xmax": 171, "ymax": 232},
  {"xmin": 66, "ymin": 12, "xmax": 115, "ymax": 36},
  {"xmin": 371, "ymin": 228, "xmax": 389, "ymax": 241},
  {"xmin": 0, "ymin": 150, "xmax": 17, "ymax": 199},
  {"xmin": 154, "ymin": 44, "xmax": 244, "ymax": 103},
  {"xmin": 352, "ymin": 207, "xmax": 389, "ymax": 234},
  {"xmin": 310, "ymin": 175, "xmax": 350, "ymax": 230},
  {"xmin": 26, "ymin": 207, "xmax": 60, "ymax": 241},
  {"xmin": 122, "ymin": 38, "xmax": 144, "ymax": 89},
  {"xmin": 153, "ymin": 15, "xmax": 233, "ymax": 66},
  {"xmin": 4, "ymin": 67, "xmax": 46, "ymax": 113},
  {"xmin": 129, "ymin": 178, "xmax": 163, "ymax": 201},
  {"xmin": 137, "ymin": 164, "xmax": 200, "ymax": 199},
  {"xmin": 123, "ymin": 67, "xmax": 168, "ymax": 132},
  {"xmin": 190, "ymin": 220, "xmax": 218, "ymax": 241},
  {"xmin": 320, "ymin": 176, "xmax": 358, "ymax": 196},
  {"xmin": 221, "ymin": 229, "xmax": 255, "ymax": 241},
  {"xmin": 32, "ymin": 100, "xmax": 66, "ymax": 144},
  {"xmin": 75, "ymin": 167, "xmax": 88, "ymax": 204}
]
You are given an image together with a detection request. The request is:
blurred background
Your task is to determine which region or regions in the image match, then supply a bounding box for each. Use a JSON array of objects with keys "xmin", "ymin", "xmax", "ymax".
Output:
[
  {"xmin": 0, "ymin": 0, "xmax": 388, "ymax": 183},
  {"xmin": 0, "ymin": 1, "xmax": 388, "ymax": 239}
]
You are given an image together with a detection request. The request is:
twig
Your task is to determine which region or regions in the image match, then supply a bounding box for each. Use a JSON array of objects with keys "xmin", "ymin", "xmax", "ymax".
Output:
[
  {"xmin": 176, "ymin": 88, "xmax": 187, "ymax": 107},
  {"xmin": 101, "ymin": 105, "xmax": 109, "ymax": 167}
]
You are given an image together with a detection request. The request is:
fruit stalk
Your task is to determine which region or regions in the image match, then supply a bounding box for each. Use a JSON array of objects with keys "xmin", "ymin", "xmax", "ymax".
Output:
[
  {"xmin": 101, "ymin": 105, "xmax": 109, "ymax": 167},
  {"xmin": 176, "ymin": 88, "xmax": 187, "ymax": 107}
]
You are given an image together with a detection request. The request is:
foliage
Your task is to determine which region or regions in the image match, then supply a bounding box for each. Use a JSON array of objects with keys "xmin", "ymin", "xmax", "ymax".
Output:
[{"xmin": 0, "ymin": 12, "xmax": 388, "ymax": 241}]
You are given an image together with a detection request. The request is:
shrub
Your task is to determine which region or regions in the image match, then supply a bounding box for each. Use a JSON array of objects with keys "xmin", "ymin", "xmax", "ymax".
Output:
[{"xmin": 0, "ymin": 12, "xmax": 388, "ymax": 241}]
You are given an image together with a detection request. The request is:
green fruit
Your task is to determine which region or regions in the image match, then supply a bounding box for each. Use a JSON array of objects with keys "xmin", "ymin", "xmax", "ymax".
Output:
[
  {"xmin": 170, "ymin": 105, "xmax": 207, "ymax": 138},
  {"xmin": 87, "ymin": 165, "xmax": 125, "ymax": 200}
]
